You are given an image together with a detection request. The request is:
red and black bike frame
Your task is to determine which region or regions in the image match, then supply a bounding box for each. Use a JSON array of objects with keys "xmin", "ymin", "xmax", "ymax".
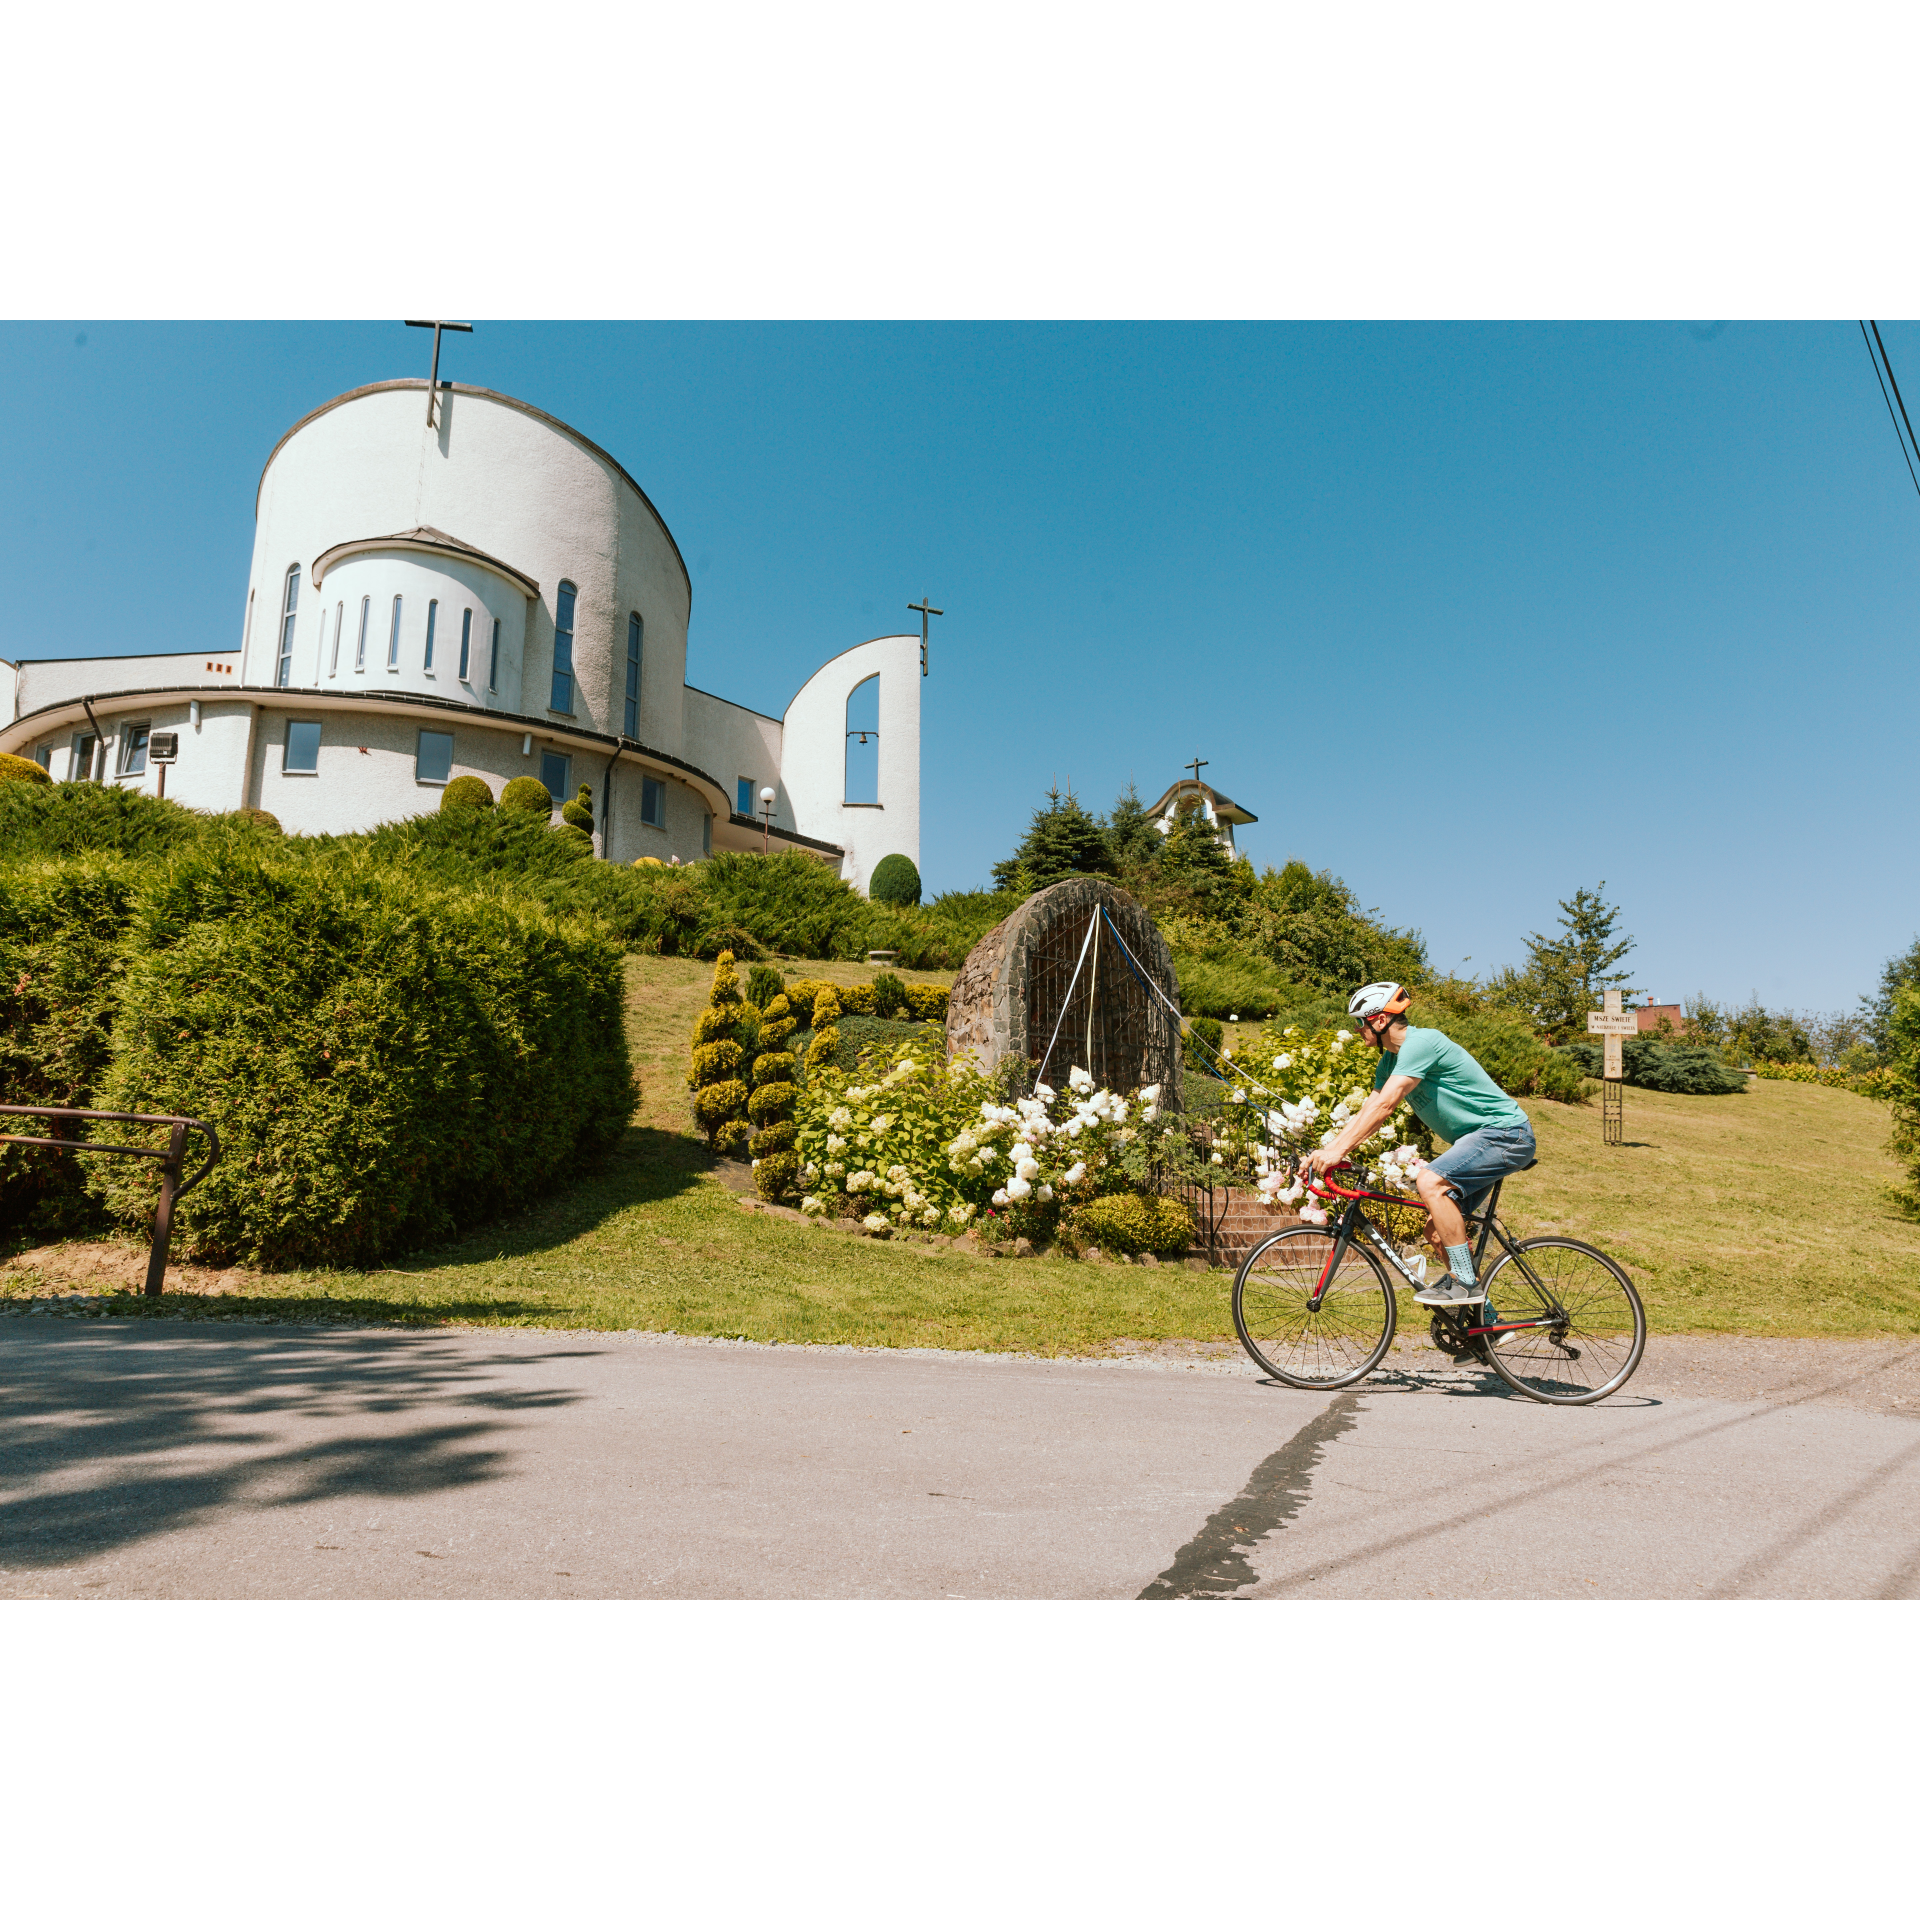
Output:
[{"xmin": 1302, "ymin": 1161, "xmax": 1567, "ymax": 1337}]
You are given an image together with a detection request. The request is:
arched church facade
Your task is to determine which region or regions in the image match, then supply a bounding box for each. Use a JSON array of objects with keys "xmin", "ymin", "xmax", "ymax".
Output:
[{"xmin": 0, "ymin": 378, "xmax": 920, "ymax": 893}]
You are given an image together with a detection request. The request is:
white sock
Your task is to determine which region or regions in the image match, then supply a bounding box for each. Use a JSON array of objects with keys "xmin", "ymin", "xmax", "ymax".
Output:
[{"xmin": 1446, "ymin": 1242, "xmax": 1476, "ymax": 1287}]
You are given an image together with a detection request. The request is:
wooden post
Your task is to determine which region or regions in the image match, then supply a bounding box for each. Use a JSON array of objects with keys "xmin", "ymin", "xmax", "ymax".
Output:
[{"xmin": 1588, "ymin": 989, "xmax": 1636, "ymax": 1146}]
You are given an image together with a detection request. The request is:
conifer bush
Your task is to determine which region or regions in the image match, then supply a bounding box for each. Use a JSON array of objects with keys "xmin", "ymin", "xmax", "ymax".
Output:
[
  {"xmin": 806, "ymin": 985, "xmax": 842, "ymax": 1074},
  {"xmin": 501, "ymin": 776, "xmax": 552, "ymax": 815},
  {"xmin": 687, "ymin": 951, "xmax": 752, "ymax": 1152},
  {"xmin": 869, "ymin": 854, "xmax": 921, "ymax": 906},
  {"xmin": 89, "ymin": 843, "xmax": 634, "ymax": 1266},
  {"xmin": 745, "ymin": 963, "xmax": 787, "ymax": 1009},
  {"xmin": 0, "ymin": 752, "xmax": 51, "ymax": 784},
  {"xmin": 870, "ymin": 969, "xmax": 907, "ymax": 1019},
  {"xmin": 1078, "ymin": 1192, "xmax": 1196, "ymax": 1256},
  {"xmin": 440, "ymin": 775, "xmax": 494, "ymax": 812}
]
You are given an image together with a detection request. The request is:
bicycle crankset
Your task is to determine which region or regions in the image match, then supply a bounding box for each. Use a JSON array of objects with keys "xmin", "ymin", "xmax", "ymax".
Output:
[{"xmin": 1428, "ymin": 1310, "xmax": 1484, "ymax": 1357}]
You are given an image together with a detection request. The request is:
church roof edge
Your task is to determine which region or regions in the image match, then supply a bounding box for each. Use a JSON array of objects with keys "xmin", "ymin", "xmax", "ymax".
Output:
[{"xmin": 312, "ymin": 527, "xmax": 541, "ymax": 597}]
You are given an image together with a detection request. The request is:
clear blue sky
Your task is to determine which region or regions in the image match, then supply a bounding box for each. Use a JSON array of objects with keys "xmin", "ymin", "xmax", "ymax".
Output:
[{"xmin": 4, "ymin": 320, "xmax": 1916, "ymax": 1014}]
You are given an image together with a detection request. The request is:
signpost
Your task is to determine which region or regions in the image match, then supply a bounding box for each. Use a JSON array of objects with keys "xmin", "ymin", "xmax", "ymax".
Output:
[{"xmin": 1588, "ymin": 989, "xmax": 1637, "ymax": 1145}]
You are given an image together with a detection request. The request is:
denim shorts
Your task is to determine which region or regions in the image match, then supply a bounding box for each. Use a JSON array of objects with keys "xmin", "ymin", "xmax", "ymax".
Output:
[{"xmin": 1428, "ymin": 1121, "xmax": 1536, "ymax": 1210}]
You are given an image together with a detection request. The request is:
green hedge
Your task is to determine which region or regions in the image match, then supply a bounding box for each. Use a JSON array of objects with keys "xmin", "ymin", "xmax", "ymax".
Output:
[
  {"xmin": 79, "ymin": 843, "xmax": 635, "ymax": 1266},
  {"xmin": 0, "ymin": 855, "xmax": 137, "ymax": 1234},
  {"xmin": 1556, "ymin": 1037, "xmax": 1748, "ymax": 1095}
]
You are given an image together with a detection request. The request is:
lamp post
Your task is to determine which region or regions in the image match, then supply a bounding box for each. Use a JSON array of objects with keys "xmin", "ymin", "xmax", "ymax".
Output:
[{"xmin": 759, "ymin": 785, "xmax": 776, "ymax": 853}]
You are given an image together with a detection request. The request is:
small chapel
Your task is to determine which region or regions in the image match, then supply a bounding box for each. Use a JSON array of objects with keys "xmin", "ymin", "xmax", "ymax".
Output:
[{"xmin": 0, "ymin": 358, "xmax": 922, "ymax": 891}]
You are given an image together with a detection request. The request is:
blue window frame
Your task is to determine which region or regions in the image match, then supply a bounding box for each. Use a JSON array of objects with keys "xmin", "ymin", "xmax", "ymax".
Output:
[
  {"xmin": 285, "ymin": 720, "xmax": 322, "ymax": 773},
  {"xmin": 641, "ymin": 775, "xmax": 665, "ymax": 828},
  {"xmin": 539, "ymin": 750, "xmax": 571, "ymax": 805},
  {"xmin": 736, "ymin": 777, "xmax": 753, "ymax": 816},
  {"xmin": 388, "ymin": 595, "xmax": 403, "ymax": 669},
  {"xmin": 416, "ymin": 730, "xmax": 454, "ymax": 785},
  {"xmin": 459, "ymin": 607, "xmax": 473, "ymax": 681},
  {"xmin": 488, "ymin": 618, "xmax": 500, "ymax": 692},
  {"xmin": 624, "ymin": 613, "xmax": 642, "ymax": 737},
  {"xmin": 275, "ymin": 565, "xmax": 299, "ymax": 687},
  {"xmin": 355, "ymin": 595, "xmax": 370, "ymax": 671},
  {"xmin": 551, "ymin": 582, "xmax": 576, "ymax": 714},
  {"xmin": 424, "ymin": 598, "xmax": 438, "ymax": 671}
]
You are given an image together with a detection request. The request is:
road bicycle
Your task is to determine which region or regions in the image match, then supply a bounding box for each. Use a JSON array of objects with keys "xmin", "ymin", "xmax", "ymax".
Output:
[{"xmin": 1230, "ymin": 1156, "xmax": 1646, "ymax": 1405}]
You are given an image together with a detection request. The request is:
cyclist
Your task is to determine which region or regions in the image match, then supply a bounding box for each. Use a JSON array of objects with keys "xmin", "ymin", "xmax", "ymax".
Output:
[{"xmin": 1301, "ymin": 982, "xmax": 1537, "ymax": 1316}]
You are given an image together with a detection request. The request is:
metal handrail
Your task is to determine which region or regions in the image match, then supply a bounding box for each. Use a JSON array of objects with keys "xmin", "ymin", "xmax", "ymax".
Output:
[{"xmin": 0, "ymin": 1106, "xmax": 220, "ymax": 1297}]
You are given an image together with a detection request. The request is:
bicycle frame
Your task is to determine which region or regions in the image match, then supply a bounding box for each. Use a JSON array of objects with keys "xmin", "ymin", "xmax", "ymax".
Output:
[{"xmin": 1302, "ymin": 1163, "xmax": 1569, "ymax": 1336}]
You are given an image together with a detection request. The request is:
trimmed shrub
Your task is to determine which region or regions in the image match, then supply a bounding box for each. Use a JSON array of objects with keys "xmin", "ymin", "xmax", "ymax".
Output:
[
  {"xmin": 90, "ymin": 842, "xmax": 635, "ymax": 1267},
  {"xmin": 905, "ymin": 983, "xmax": 950, "ymax": 1023},
  {"xmin": 557, "ymin": 822, "xmax": 593, "ymax": 852},
  {"xmin": 745, "ymin": 963, "xmax": 787, "ymax": 1010},
  {"xmin": 687, "ymin": 951, "xmax": 751, "ymax": 1150},
  {"xmin": 1075, "ymin": 1193, "xmax": 1196, "ymax": 1256},
  {"xmin": 0, "ymin": 854, "xmax": 136, "ymax": 1233},
  {"xmin": 757, "ymin": 993, "xmax": 798, "ymax": 1055},
  {"xmin": 869, "ymin": 853, "xmax": 922, "ymax": 907},
  {"xmin": 440, "ymin": 775, "xmax": 494, "ymax": 812},
  {"xmin": 561, "ymin": 784, "xmax": 594, "ymax": 832},
  {"xmin": 501, "ymin": 776, "xmax": 552, "ymax": 815},
  {"xmin": 1184, "ymin": 1016, "xmax": 1225, "ymax": 1073},
  {"xmin": 748, "ymin": 1080, "xmax": 798, "ymax": 1125},
  {"xmin": 870, "ymin": 970, "xmax": 907, "ymax": 1019},
  {"xmin": 0, "ymin": 752, "xmax": 51, "ymax": 785},
  {"xmin": 231, "ymin": 808, "xmax": 282, "ymax": 833},
  {"xmin": 806, "ymin": 985, "xmax": 842, "ymax": 1073}
]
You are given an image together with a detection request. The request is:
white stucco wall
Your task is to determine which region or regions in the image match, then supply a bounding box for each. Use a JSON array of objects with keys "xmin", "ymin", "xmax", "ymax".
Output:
[
  {"xmin": 8, "ymin": 651, "xmax": 241, "ymax": 722},
  {"xmin": 11, "ymin": 698, "xmax": 257, "ymax": 811},
  {"xmin": 683, "ymin": 687, "xmax": 782, "ymax": 820},
  {"xmin": 247, "ymin": 382, "xmax": 690, "ymax": 751},
  {"xmin": 779, "ymin": 633, "xmax": 920, "ymax": 894}
]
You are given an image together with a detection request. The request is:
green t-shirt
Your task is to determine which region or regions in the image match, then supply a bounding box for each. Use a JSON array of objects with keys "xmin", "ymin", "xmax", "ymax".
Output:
[{"xmin": 1374, "ymin": 1025, "xmax": 1527, "ymax": 1144}]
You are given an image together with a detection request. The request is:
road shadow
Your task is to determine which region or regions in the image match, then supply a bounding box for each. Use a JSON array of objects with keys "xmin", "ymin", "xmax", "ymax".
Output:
[{"xmin": 0, "ymin": 1322, "xmax": 596, "ymax": 1569}]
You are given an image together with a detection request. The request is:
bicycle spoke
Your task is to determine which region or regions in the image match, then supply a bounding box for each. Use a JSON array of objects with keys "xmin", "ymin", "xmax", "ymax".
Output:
[
  {"xmin": 1235, "ymin": 1228, "xmax": 1395, "ymax": 1388},
  {"xmin": 1483, "ymin": 1238, "xmax": 1645, "ymax": 1404}
]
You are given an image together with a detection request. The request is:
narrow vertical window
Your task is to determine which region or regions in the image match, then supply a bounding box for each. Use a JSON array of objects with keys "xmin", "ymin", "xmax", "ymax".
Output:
[
  {"xmin": 624, "ymin": 612, "xmax": 642, "ymax": 737},
  {"xmin": 641, "ymin": 776, "xmax": 665, "ymax": 828},
  {"xmin": 329, "ymin": 601, "xmax": 343, "ymax": 677},
  {"xmin": 550, "ymin": 582, "xmax": 576, "ymax": 714},
  {"xmin": 416, "ymin": 730, "xmax": 455, "ymax": 784},
  {"xmin": 539, "ymin": 750, "xmax": 571, "ymax": 805},
  {"xmin": 285, "ymin": 720, "xmax": 322, "ymax": 773},
  {"xmin": 276, "ymin": 565, "xmax": 300, "ymax": 687},
  {"xmin": 122, "ymin": 723, "xmax": 151, "ymax": 776},
  {"xmin": 488, "ymin": 618, "xmax": 500, "ymax": 692},
  {"xmin": 355, "ymin": 596, "xmax": 370, "ymax": 671},
  {"xmin": 424, "ymin": 598, "xmax": 438, "ymax": 671},
  {"xmin": 388, "ymin": 595, "xmax": 403, "ymax": 668},
  {"xmin": 736, "ymin": 777, "xmax": 753, "ymax": 817},
  {"xmin": 845, "ymin": 672, "xmax": 880, "ymax": 804},
  {"xmin": 72, "ymin": 734, "xmax": 96, "ymax": 781},
  {"xmin": 459, "ymin": 608, "xmax": 473, "ymax": 681}
]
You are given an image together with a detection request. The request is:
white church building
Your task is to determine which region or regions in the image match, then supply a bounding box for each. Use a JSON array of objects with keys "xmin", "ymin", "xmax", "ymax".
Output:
[{"xmin": 0, "ymin": 375, "xmax": 922, "ymax": 888}]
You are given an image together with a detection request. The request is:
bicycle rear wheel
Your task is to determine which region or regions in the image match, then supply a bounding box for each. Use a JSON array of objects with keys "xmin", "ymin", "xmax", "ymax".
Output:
[
  {"xmin": 1233, "ymin": 1227, "xmax": 1396, "ymax": 1389},
  {"xmin": 1482, "ymin": 1237, "xmax": 1646, "ymax": 1405}
]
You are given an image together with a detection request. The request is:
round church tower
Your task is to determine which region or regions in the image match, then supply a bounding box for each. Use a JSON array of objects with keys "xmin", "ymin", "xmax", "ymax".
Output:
[{"xmin": 239, "ymin": 378, "xmax": 704, "ymax": 844}]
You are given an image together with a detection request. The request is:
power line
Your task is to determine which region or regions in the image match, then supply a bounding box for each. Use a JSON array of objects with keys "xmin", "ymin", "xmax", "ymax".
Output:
[{"xmin": 1859, "ymin": 320, "xmax": 1920, "ymax": 501}]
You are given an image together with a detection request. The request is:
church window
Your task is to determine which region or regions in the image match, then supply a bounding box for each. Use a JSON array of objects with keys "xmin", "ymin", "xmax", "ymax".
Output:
[
  {"xmin": 424, "ymin": 599, "xmax": 438, "ymax": 672},
  {"xmin": 355, "ymin": 596, "xmax": 370, "ymax": 672},
  {"xmin": 71, "ymin": 733, "xmax": 96, "ymax": 781},
  {"xmin": 388, "ymin": 595, "xmax": 403, "ymax": 669},
  {"xmin": 736, "ymin": 777, "xmax": 753, "ymax": 816},
  {"xmin": 32, "ymin": 745, "xmax": 51, "ymax": 771},
  {"xmin": 844, "ymin": 673, "xmax": 879, "ymax": 804},
  {"xmin": 276, "ymin": 565, "xmax": 299, "ymax": 688},
  {"xmin": 459, "ymin": 608, "xmax": 473, "ymax": 681},
  {"xmin": 285, "ymin": 720, "xmax": 322, "ymax": 774},
  {"xmin": 641, "ymin": 776, "xmax": 665, "ymax": 829},
  {"xmin": 539, "ymin": 750, "xmax": 570, "ymax": 806},
  {"xmin": 625, "ymin": 613, "xmax": 643, "ymax": 736},
  {"xmin": 416, "ymin": 730, "xmax": 454, "ymax": 785},
  {"xmin": 488, "ymin": 618, "xmax": 500, "ymax": 693},
  {"xmin": 551, "ymin": 582, "xmax": 577, "ymax": 714},
  {"xmin": 329, "ymin": 601, "xmax": 343, "ymax": 678},
  {"xmin": 120, "ymin": 723, "xmax": 150, "ymax": 777}
]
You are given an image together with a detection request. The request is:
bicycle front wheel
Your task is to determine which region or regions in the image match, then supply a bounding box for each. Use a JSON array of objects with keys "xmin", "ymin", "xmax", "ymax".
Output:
[
  {"xmin": 1233, "ymin": 1227, "xmax": 1396, "ymax": 1389},
  {"xmin": 1482, "ymin": 1237, "xmax": 1646, "ymax": 1405}
]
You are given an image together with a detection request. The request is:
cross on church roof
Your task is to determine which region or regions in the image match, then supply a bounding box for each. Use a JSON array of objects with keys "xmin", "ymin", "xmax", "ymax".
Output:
[{"xmin": 405, "ymin": 319, "xmax": 473, "ymax": 426}]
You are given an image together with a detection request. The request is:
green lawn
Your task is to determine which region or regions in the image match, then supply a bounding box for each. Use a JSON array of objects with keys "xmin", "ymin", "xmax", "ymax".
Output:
[{"xmin": 7, "ymin": 957, "xmax": 1919, "ymax": 1346}]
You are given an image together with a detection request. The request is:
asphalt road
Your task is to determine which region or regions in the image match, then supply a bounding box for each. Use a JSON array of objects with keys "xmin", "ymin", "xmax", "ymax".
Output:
[{"xmin": 3, "ymin": 1320, "xmax": 1917, "ymax": 1599}]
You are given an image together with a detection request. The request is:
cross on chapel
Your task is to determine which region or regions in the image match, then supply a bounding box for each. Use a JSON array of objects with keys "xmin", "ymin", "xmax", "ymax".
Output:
[{"xmin": 908, "ymin": 597, "xmax": 943, "ymax": 677}]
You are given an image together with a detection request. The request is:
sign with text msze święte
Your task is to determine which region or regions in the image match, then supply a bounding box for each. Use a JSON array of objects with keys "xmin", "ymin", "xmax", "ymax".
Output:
[{"xmin": 1588, "ymin": 996, "xmax": 1634, "ymax": 1081}]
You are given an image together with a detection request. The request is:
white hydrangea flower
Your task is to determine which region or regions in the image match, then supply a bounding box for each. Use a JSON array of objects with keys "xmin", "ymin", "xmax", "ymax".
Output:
[
  {"xmin": 863, "ymin": 1213, "xmax": 890, "ymax": 1233},
  {"xmin": 1069, "ymin": 1065, "xmax": 1094, "ymax": 1093},
  {"xmin": 992, "ymin": 1187, "xmax": 1010, "ymax": 1207},
  {"xmin": 1142, "ymin": 1084, "xmax": 1161, "ymax": 1102},
  {"xmin": 1035, "ymin": 1083, "xmax": 1055, "ymax": 1101},
  {"xmin": 1273, "ymin": 1053, "xmax": 1293, "ymax": 1070},
  {"xmin": 824, "ymin": 1162, "xmax": 844, "ymax": 1179},
  {"xmin": 829, "ymin": 1107, "xmax": 853, "ymax": 1131},
  {"xmin": 1005, "ymin": 1175, "xmax": 1031, "ymax": 1201},
  {"xmin": 800, "ymin": 1194, "xmax": 824, "ymax": 1214},
  {"xmin": 1063, "ymin": 1162, "xmax": 1086, "ymax": 1186},
  {"xmin": 870, "ymin": 1113, "xmax": 893, "ymax": 1133},
  {"xmin": 826, "ymin": 1134, "xmax": 846, "ymax": 1154}
]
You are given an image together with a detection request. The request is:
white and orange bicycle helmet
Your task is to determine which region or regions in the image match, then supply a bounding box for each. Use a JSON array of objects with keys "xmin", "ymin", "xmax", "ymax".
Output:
[{"xmin": 1348, "ymin": 981, "xmax": 1412, "ymax": 1021}]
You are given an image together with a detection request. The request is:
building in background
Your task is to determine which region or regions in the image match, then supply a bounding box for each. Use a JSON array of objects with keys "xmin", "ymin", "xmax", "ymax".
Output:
[
  {"xmin": 1141, "ymin": 776, "xmax": 1257, "ymax": 858},
  {"xmin": 0, "ymin": 378, "xmax": 921, "ymax": 892}
]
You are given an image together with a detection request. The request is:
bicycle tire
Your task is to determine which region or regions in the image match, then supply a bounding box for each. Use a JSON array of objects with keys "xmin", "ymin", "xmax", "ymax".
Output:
[
  {"xmin": 1481, "ymin": 1236, "xmax": 1646, "ymax": 1405},
  {"xmin": 1233, "ymin": 1226, "xmax": 1397, "ymax": 1389}
]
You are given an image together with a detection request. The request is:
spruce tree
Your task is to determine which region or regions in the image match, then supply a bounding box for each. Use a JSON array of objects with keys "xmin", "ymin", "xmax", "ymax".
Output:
[
  {"xmin": 1498, "ymin": 884, "xmax": 1636, "ymax": 1043},
  {"xmin": 1103, "ymin": 781, "xmax": 1162, "ymax": 872},
  {"xmin": 990, "ymin": 787, "xmax": 1117, "ymax": 895}
]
